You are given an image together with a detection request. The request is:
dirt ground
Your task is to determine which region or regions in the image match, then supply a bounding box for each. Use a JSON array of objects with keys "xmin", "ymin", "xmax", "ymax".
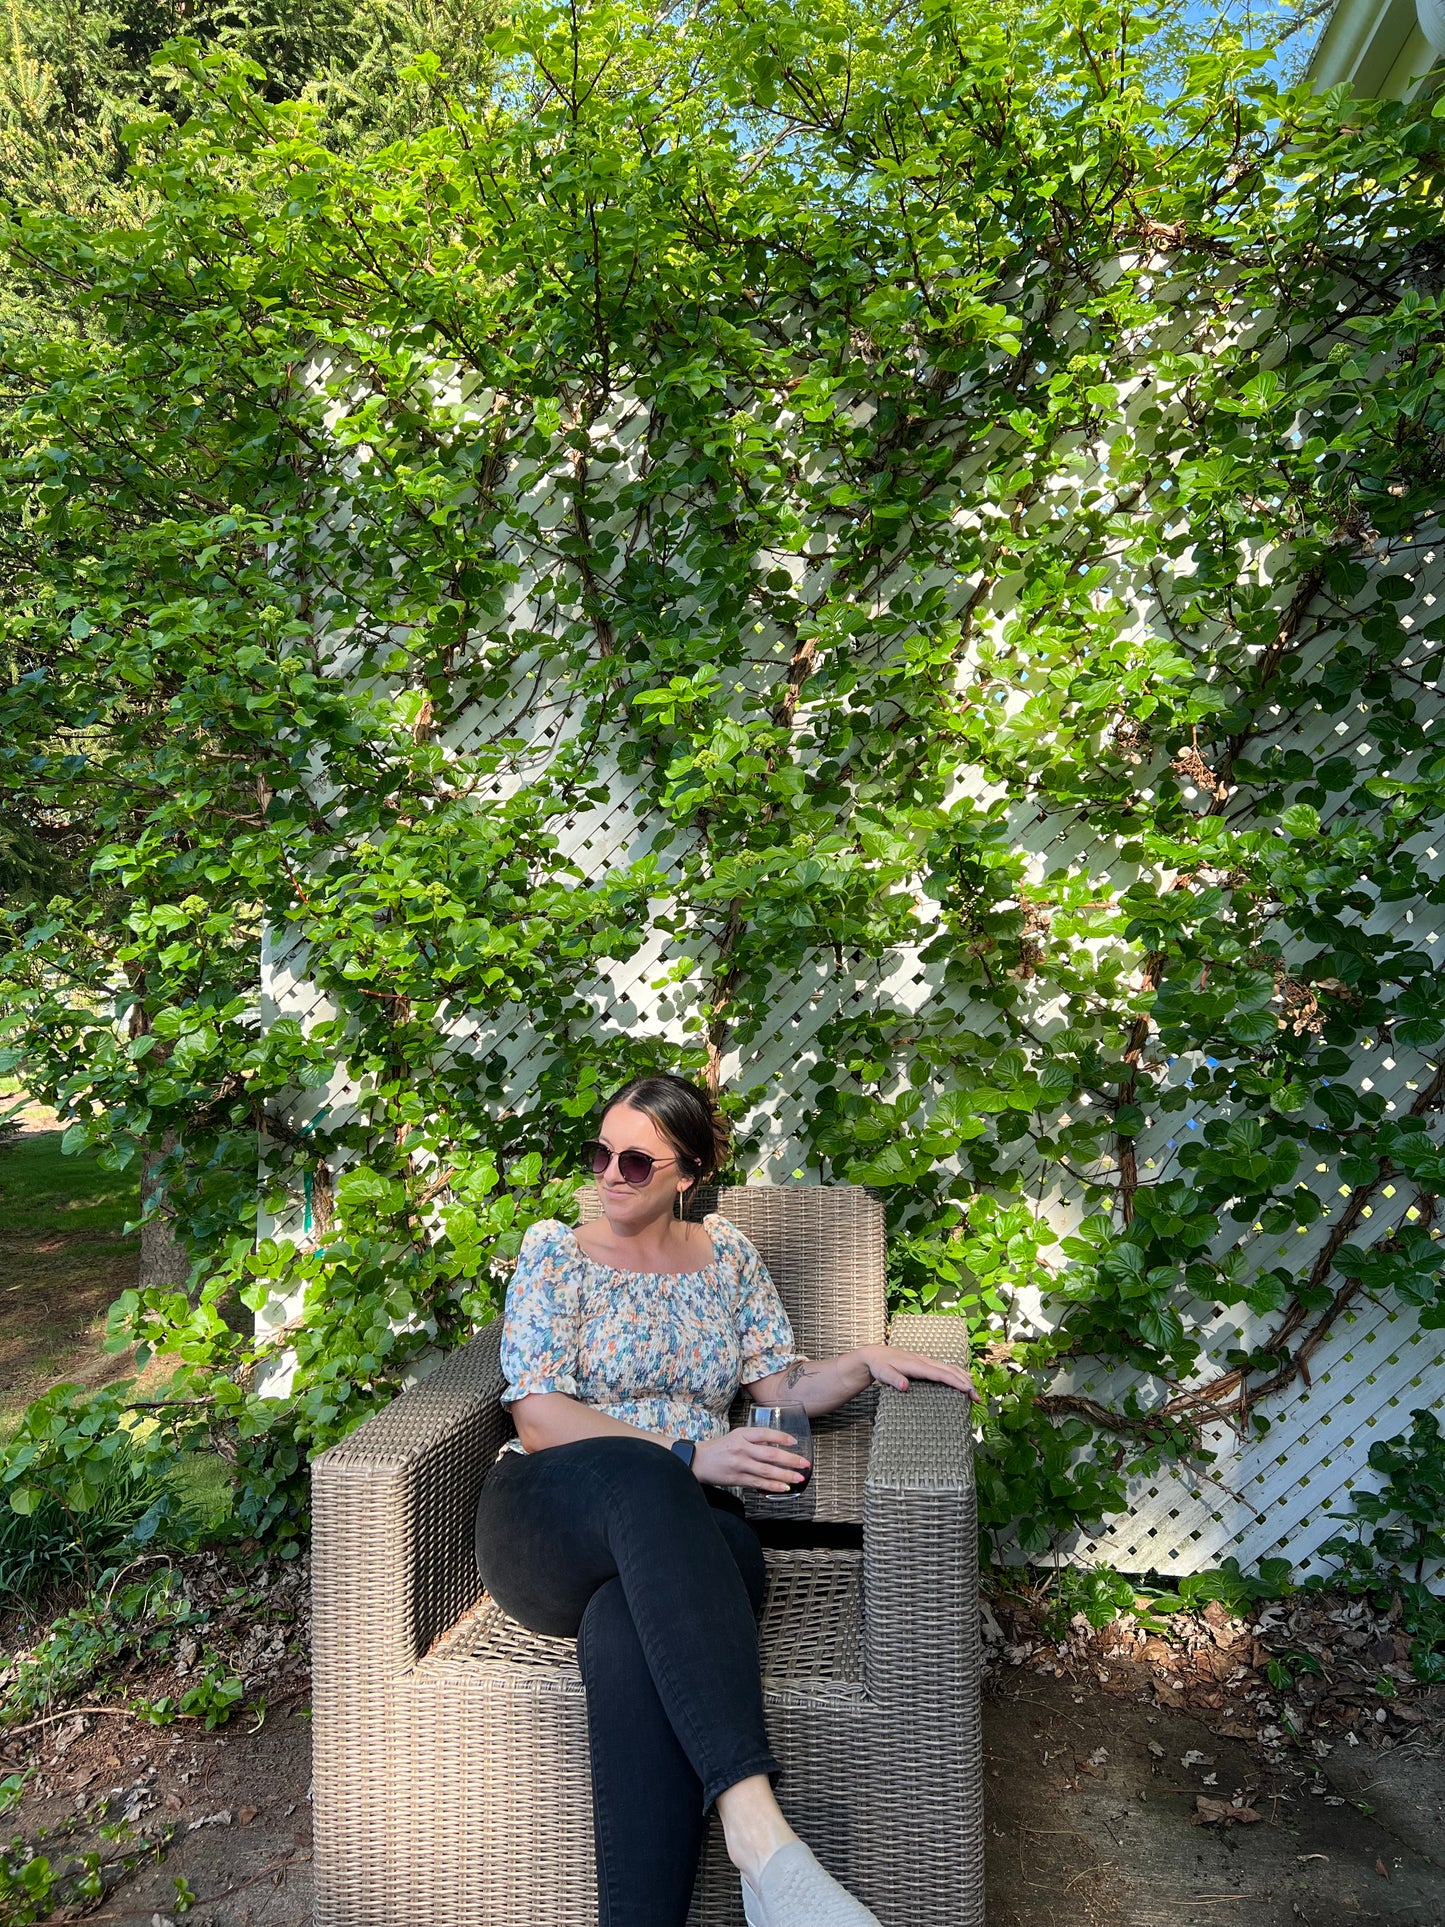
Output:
[
  {"xmin": 0, "ymin": 1114, "xmax": 145, "ymax": 1425},
  {"xmin": 8, "ymin": 1662, "xmax": 1441, "ymax": 1926},
  {"xmin": 985, "ymin": 1669, "xmax": 1443, "ymax": 1927}
]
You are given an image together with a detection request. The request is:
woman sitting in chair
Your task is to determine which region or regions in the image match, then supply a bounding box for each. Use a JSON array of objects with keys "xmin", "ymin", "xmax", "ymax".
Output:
[{"xmin": 474, "ymin": 1071, "xmax": 977, "ymax": 1927}]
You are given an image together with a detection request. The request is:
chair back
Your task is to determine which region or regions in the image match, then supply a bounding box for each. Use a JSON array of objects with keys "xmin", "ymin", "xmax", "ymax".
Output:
[{"xmin": 577, "ymin": 1182, "xmax": 886, "ymax": 1361}]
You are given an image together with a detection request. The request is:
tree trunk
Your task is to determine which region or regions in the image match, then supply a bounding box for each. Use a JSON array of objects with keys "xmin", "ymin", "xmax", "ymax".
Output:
[{"xmin": 139, "ymin": 1133, "xmax": 190, "ymax": 1289}]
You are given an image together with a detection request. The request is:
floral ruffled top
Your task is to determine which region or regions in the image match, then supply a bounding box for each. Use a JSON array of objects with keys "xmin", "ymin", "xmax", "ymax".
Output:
[{"xmin": 499, "ymin": 1215, "xmax": 798, "ymax": 1451}]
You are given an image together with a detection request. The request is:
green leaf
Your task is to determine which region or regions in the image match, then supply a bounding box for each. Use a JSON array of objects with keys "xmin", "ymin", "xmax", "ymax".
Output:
[{"xmin": 1281, "ymin": 804, "xmax": 1321, "ymax": 838}]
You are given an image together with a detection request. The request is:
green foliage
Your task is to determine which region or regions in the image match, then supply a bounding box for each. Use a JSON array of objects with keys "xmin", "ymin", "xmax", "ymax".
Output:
[
  {"xmin": 3, "ymin": 1570, "xmax": 191, "ymax": 1718},
  {"xmin": 0, "ymin": 0, "xmax": 1442, "ymax": 1568},
  {"xmin": 0, "ymin": 0, "xmax": 503, "ymax": 218},
  {"xmin": 0, "ymin": 1424, "xmax": 172, "ymax": 1607},
  {"xmin": 0, "ymin": 1841, "xmax": 66, "ymax": 1926},
  {"xmin": 0, "ymin": 1383, "xmax": 191, "ymax": 1554},
  {"xmin": 1038, "ymin": 1563, "xmax": 1140, "ymax": 1636},
  {"xmin": 1, "ymin": 1563, "xmax": 258, "ymax": 1737},
  {"xmin": 1313, "ymin": 1409, "xmax": 1445, "ymax": 1683},
  {"xmin": 0, "ymin": 1817, "xmax": 169, "ymax": 1924},
  {"xmin": 142, "ymin": 1659, "xmax": 246, "ymax": 1729},
  {"xmin": 1037, "ymin": 1553, "xmax": 1291, "ymax": 1637}
]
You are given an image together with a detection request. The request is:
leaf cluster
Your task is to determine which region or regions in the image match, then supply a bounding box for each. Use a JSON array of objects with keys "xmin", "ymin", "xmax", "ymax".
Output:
[{"xmin": 0, "ymin": 0, "xmax": 1442, "ymax": 1567}]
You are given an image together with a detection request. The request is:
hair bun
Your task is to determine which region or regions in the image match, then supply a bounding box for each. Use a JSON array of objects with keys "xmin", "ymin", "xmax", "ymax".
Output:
[{"xmin": 600, "ymin": 1072, "xmax": 730, "ymax": 1182}]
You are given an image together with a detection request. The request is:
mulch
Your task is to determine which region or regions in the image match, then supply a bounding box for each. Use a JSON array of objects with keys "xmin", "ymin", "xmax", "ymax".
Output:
[{"xmin": 984, "ymin": 1579, "xmax": 1445, "ymax": 1768}]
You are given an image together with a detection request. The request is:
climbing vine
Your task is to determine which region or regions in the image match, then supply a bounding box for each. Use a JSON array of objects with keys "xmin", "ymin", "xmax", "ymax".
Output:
[{"xmin": 1, "ymin": 1, "xmax": 1444, "ymax": 1562}]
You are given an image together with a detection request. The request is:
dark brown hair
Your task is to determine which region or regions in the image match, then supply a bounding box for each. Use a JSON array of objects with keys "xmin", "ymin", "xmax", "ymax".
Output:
[{"xmin": 599, "ymin": 1073, "xmax": 731, "ymax": 1187}]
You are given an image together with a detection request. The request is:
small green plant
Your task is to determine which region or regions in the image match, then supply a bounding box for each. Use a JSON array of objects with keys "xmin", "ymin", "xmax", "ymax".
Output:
[
  {"xmin": 1264, "ymin": 1649, "xmax": 1322, "ymax": 1694},
  {"xmin": 1144, "ymin": 1557, "xmax": 1293, "ymax": 1620},
  {"xmin": 0, "ymin": 1842, "xmax": 104, "ymax": 1925},
  {"xmin": 169, "ymin": 1662, "xmax": 244, "ymax": 1731},
  {"xmin": 172, "ymin": 1871, "xmax": 198, "ymax": 1914},
  {"xmin": 1039, "ymin": 1565, "xmax": 1139, "ymax": 1637},
  {"xmin": 1034, "ymin": 1555, "xmax": 1291, "ymax": 1641},
  {"xmin": 0, "ymin": 1426, "xmax": 177, "ymax": 1610},
  {"xmin": 1313, "ymin": 1408, "xmax": 1445, "ymax": 1684},
  {"xmin": 0, "ymin": 1842, "xmax": 57, "ymax": 1926},
  {"xmin": 0, "ymin": 1812, "xmax": 173, "ymax": 1923},
  {"xmin": 3, "ymin": 1572, "xmax": 203, "ymax": 1721}
]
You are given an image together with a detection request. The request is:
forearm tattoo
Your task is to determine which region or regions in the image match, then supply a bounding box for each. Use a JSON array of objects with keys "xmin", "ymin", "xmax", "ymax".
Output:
[{"xmin": 784, "ymin": 1360, "xmax": 815, "ymax": 1390}]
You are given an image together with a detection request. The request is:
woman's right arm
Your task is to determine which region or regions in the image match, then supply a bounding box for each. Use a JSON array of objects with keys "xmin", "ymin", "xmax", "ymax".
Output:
[
  {"xmin": 510, "ymin": 1392, "xmax": 808, "ymax": 1492},
  {"xmin": 510, "ymin": 1391, "xmax": 671, "ymax": 1453}
]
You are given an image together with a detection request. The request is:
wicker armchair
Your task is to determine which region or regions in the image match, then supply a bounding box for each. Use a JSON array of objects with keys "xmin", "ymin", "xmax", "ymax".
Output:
[{"xmin": 311, "ymin": 1184, "xmax": 983, "ymax": 1927}]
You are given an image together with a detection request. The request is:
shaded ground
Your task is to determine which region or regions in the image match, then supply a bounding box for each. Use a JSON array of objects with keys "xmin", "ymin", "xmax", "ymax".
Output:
[
  {"xmin": 0, "ymin": 1121, "xmax": 143, "ymax": 1428},
  {"xmin": 985, "ymin": 1670, "xmax": 1444, "ymax": 1927},
  {"xmin": 6, "ymin": 1649, "xmax": 1441, "ymax": 1925}
]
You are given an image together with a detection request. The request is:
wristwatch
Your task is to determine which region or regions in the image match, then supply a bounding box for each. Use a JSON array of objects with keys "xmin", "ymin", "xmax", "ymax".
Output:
[{"xmin": 670, "ymin": 1438, "xmax": 697, "ymax": 1472}]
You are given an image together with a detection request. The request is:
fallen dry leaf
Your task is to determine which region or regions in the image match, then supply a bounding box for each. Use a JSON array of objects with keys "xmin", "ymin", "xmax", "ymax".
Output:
[
  {"xmin": 238, "ymin": 1804, "xmax": 260, "ymax": 1825},
  {"xmin": 1375, "ymin": 1858, "xmax": 1389, "ymax": 1879},
  {"xmin": 1193, "ymin": 1796, "xmax": 1261, "ymax": 1826},
  {"xmin": 163, "ymin": 1791, "xmax": 184, "ymax": 1813}
]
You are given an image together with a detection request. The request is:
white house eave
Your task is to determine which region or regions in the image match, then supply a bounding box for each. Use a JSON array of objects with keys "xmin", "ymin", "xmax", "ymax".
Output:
[{"xmin": 1307, "ymin": 0, "xmax": 1443, "ymax": 98}]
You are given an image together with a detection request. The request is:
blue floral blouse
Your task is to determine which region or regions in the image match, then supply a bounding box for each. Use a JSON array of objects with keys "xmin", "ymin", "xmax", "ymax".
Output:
[{"xmin": 499, "ymin": 1216, "xmax": 798, "ymax": 1449}]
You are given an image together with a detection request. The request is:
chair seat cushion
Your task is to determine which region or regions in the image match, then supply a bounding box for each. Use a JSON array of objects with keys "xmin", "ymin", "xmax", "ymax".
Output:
[{"xmin": 421, "ymin": 1548, "xmax": 862, "ymax": 1690}]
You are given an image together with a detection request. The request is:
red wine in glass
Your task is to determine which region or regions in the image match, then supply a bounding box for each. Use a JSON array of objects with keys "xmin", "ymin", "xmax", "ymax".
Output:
[{"xmin": 748, "ymin": 1405, "xmax": 813, "ymax": 1494}]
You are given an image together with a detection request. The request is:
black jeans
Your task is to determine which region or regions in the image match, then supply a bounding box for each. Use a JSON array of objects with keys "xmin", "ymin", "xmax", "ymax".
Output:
[{"xmin": 474, "ymin": 1437, "xmax": 779, "ymax": 1927}]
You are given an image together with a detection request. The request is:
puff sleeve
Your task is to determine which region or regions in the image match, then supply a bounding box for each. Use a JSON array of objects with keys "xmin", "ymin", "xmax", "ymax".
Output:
[
  {"xmin": 499, "ymin": 1220, "xmax": 582, "ymax": 1405},
  {"xmin": 714, "ymin": 1217, "xmax": 799, "ymax": 1385}
]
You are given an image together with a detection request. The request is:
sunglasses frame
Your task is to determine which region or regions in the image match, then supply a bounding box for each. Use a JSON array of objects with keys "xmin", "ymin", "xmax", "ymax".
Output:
[{"xmin": 581, "ymin": 1140, "xmax": 683, "ymax": 1187}]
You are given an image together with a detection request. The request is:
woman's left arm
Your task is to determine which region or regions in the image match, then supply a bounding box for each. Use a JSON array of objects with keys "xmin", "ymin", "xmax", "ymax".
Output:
[{"xmin": 746, "ymin": 1346, "xmax": 981, "ymax": 1417}]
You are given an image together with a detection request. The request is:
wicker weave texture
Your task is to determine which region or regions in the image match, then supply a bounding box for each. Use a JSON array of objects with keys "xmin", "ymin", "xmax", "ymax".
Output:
[
  {"xmin": 577, "ymin": 1180, "xmax": 887, "ymax": 1361},
  {"xmin": 311, "ymin": 1186, "xmax": 982, "ymax": 1927}
]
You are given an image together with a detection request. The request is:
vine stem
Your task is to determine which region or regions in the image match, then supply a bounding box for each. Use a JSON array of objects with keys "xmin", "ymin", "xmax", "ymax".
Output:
[
  {"xmin": 1038, "ymin": 1060, "xmax": 1445, "ymax": 1445},
  {"xmin": 1115, "ymin": 947, "xmax": 1167, "ymax": 1225}
]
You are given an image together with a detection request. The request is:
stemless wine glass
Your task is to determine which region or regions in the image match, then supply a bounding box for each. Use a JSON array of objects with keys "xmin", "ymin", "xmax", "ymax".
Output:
[{"xmin": 747, "ymin": 1404, "xmax": 813, "ymax": 1496}]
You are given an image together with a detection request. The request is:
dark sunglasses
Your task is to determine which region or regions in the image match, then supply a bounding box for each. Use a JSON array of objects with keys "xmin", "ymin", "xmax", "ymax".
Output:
[{"xmin": 582, "ymin": 1140, "xmax": 684, "ymax": 1186}]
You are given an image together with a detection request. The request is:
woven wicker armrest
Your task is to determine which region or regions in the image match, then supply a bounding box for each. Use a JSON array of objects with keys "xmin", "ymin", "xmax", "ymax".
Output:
[
  {"xmin": 311, "ymin": 1321, "xmax": 509, "ymax": 1688},
  {"xmin": 862, "ymin": 1314, "xmax": 977, "ymax": 1706}
]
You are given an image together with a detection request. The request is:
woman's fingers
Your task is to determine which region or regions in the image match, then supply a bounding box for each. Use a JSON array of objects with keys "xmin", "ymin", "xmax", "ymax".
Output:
[
  {"xmin": 882, "ymin": 1354, "xmax": 983, "ymax": 1401},
  {"xmin": 736, "ymin": 1432, "xmax": 810, "ymax": 1489}
]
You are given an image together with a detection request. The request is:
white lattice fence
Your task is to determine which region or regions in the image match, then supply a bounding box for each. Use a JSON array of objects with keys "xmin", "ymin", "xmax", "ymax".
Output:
[
  {"xmin": 254, "ymin": 313, "xmax": 1445, "ymax": 1582},
  {"xmin": 260, "ymin": 581, "xmax": 1445, "ymax": 1581}
]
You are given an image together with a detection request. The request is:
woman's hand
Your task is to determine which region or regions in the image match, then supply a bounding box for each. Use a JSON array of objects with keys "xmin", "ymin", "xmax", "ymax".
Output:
[
  {"xmin": 692, "ymin": 1428, "xmax": 811, "ymax": 1494},
  {"xmin": 854, "ymin": 1345, "xmax": 982, "ymax": 1403}
]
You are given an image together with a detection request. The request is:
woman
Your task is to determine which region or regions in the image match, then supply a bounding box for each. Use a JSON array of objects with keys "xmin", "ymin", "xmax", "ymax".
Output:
[{"xmin": 474, "ymin": 1072, "xmax": 978, "ymax": 1927}]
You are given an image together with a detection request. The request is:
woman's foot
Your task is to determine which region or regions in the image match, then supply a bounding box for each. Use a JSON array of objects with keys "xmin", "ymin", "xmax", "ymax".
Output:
[
  {"xmin": 715, "ymin": 1773, "xmax": 798, "ymax": 1885},
  {"xmin": 740, "ymin": 1841, "xmax": 882, "ymax": 1927}
]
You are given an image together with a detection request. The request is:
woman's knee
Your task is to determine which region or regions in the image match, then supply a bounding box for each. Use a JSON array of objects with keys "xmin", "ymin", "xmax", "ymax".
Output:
[{"xmin": 713, "ymin": 1511, "xmax": 768, "ymax": 1615}]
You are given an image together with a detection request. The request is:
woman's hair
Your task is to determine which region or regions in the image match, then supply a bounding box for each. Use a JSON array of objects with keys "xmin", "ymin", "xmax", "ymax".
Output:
[{"xmin": 599, "ymin": 1072, "xmax": 731, "ymax": 1185}]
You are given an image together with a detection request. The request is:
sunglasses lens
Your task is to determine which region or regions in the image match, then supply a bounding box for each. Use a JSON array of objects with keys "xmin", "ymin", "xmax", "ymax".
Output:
[
  {"xmin": 617, "ymin": 1150, "xmax": 655, "ymax": 1185},
  {"xmin": 583, "ymin": 1141, "xmax": 610, "ymax": 1176}
]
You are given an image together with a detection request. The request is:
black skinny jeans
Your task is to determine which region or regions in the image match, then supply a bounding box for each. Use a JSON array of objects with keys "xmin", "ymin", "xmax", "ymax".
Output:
[{"xmin": 474, "ymin": 1437, "xmax": 780, "ymax": 1927}]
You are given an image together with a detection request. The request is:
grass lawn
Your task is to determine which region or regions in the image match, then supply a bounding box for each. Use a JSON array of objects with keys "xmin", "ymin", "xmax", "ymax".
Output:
[{"xmin": 0, "ymin": 1126, "xmax": 143, "ymax": 1434}]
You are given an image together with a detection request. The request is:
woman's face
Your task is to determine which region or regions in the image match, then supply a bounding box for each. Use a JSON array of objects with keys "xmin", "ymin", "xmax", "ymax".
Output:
[{"xmin": 594, "ymin": 1101, "xmax": 691, "ymax": 1232}]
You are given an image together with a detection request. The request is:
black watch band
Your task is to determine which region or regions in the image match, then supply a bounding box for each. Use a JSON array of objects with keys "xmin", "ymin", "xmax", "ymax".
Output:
[{"xmin": 670, "ymin": 1438, "xmax": 697, "ymax": 1471}]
